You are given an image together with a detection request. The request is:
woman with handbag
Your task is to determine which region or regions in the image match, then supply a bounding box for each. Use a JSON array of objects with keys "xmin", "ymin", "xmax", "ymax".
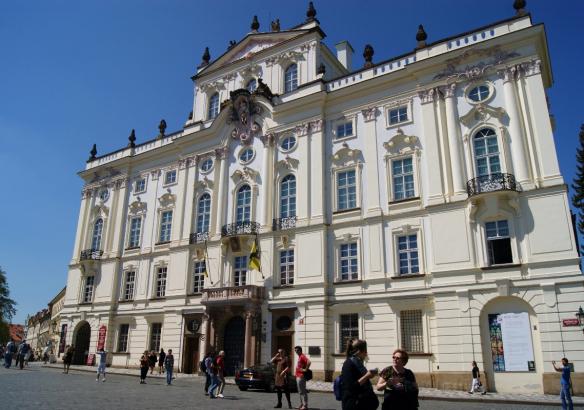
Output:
[
  {"xmin": 376, "ymin": 349, "xmax": 418, "ymax": 410},
  {"xmin": 271, "ymin": 348, "xmax": 292, "ymax": 409},
  {"xmin": 341, "ymin": 339, "xmax": 379, "ymax": 410}
]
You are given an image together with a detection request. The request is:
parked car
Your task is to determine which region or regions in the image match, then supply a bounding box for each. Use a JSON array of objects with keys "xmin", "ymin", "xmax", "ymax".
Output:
[{"xmin": 235, "ymin": 363, "xmax": 297, "ymax": 392}]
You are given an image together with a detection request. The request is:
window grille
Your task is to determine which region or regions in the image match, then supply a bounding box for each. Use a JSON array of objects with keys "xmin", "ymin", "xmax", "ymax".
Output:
[{"xmin": 400, "ymin": 310, "xmax": 424, "ymax": 352}]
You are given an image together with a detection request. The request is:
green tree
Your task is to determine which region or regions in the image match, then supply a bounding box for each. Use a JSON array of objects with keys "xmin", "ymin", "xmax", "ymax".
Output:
[
  {"xmin": 0, "ymin": 266, "xmax": 16, "ymax": 323},
  {"xmin": 572, "ymin": 124, "xmax": 584, "ymax": 252}
]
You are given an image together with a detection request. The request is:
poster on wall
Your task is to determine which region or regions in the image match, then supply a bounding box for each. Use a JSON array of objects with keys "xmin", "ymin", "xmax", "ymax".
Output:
[
  {"xmin": 97, "ymin": 325, "xmax": 107, "ymax": 351},
  {"xmin": 488, "ymin": 312, "xmax": 535, "ymax": 372}
]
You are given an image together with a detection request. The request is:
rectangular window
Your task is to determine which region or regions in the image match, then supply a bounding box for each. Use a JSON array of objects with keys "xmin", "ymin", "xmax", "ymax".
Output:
[
  {"xmin": 159, "ymin": 211, "xmax": 173, "ymax": 243},
  {"xmin": 117, "ymin": 324, "xmax": 129, "ymax": 352},
  {"xmin": 83, "ymin": 276, "xmax": 95, "ymax": 303},
  {"xmin": 192, "ymin": 261, "xmax": 205, "ymax": 294},
  {"xmin": 149, "ymin": 323, "xmax": 162, "ymax": 352},
  {"xmin": 123, "ymin": 271, "xmax": 135, "ymax": 301},
  {"xmin": 234, "ymin": 256, "xmax": 248, "ymax": 287},
  {"xmin": 398, "ymin": 234, "xmax": 419, "ymax": 275},
  {"xmin": 336, "ymin": 121, "xmax": 353, "ymax": 139},
  {"xmin": 279, "ymin": 249, "xmax": 294, "ymax": 286},
  {"xmin": 389, "ymin": 106, "xmax": 408, "ymax": 124},
  {"xmin": 339, "ymin": 313, "xmax": 359, "ymax": 353},
  {"xmin": 164, "ymin": 170, "xmax": 177, "ymax": 185},
  {"xmin": 128, "ymin": 217, "xmax": 142, "ymax": 248},
  {"xmin": 155, "ymin": 267, "xmax": 167, "ymax": 298},
  {"xmin": 392, "ymin": 158, "xmax": 415, "ymax": 200},
  {"xmin": 337, "ymin": 170, "xmax": 357, "ymax": 210},
  {"xmin": 135, "ymin": 178, "xmax": 146, "ymax": 194},
  {"xmin": 486, "ymin": 220, "xmax": 512, "ymax": 265},
  {"xmin": 401, "ymin": 310, "xmax": 424, "ymax": 352},
  {"xmin": 339, "ymin": 243, "xmax": 358, "ymax": 281}
]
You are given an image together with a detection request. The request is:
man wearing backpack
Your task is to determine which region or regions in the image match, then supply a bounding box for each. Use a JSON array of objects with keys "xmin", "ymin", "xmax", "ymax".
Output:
[{"xmin": 295, "ymin": 346, "xmax": 311, "ymax": 410}]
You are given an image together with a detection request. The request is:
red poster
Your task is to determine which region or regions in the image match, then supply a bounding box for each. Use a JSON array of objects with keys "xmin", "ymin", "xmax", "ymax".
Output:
[
  {"xmin": 86, "ymin": 353, "xmax": 95, "ymax": 366},
  {"xmin": 562, "ymin": 318, "xmax": 580, "ymax": 327},
  {"xmin": 97, "ymin": 325, "xmax": 107, "ymax": 350}
]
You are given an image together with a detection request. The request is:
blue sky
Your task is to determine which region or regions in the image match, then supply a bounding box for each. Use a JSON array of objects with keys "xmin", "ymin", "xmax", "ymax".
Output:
[{"xmin": 1, "ymin": 0, "xmax": 582, "ymax": 324}]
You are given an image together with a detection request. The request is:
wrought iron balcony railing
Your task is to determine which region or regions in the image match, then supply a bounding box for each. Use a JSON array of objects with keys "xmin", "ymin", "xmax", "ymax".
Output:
[
  {"xmin": 272, "ymin": 216, "xmax": 297, "ymax": 231},
  {"xmin": 189, "ymin": 231, "xmax": 209, "ymax": 244},
  {"xmin": 466, "ymin": 173, "xmax": 519, "ymax": 197},
  {"xmin": 80, "ymin": 249, "xmax": 103, "ymax": 261},
  {"xmin": 221, "ymin": 221, "xmax": 261, "ymax": 237}
]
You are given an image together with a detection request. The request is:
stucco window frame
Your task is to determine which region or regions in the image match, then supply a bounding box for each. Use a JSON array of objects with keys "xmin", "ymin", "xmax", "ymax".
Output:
[
  {"xmin": 463, "ymin": 123, "xmax": 512, "ymax": 182},
  {"xmin": 331, "ymin": 115, "xmax": 357, "ymax": 142},
  {"xmin": 478, "ymin": 213, "xmax": 520, "ymax": 268},
  {"xmin": 385, "ymin": 99, "xmax": 414, "ymax": 129},
  {"xmin": 189, "ymin": 258, "xmax": 206, "ymax": 295},
  {"xmin": 391, "ymin": 223, "xmax": 426, "ymax": 277},
  {"xmin": 396, "ymin": 306, "xmax": 430, "ymax": 354},
  {"xmin": 163, "ymin": 169, "xmax": 178, "ymax": 187},
  {"xmin": 120, "ymin": 269, "xmax": 137, "ymax": 302},
  {"xmin": 231, "ymin": 182, "xmax": 259, "ymax": 225},
  {"xmin": 133, "ymin": 175, "xmax": 148, "ymax": 195},
  {"xmin": 334, "ymin": 234, "xmax": 363, "ymax": 283},
  {"xmin": 116, "ymin": 323, "xmax": 131, "ymax": 353},
  {"xmin": 194, "ymin": 190, "xmax": 213, "ymax": 235},
  {"xmin": 332, "ymin": 165, "xmax": 362, "ymax": 213},
  {"xmin": 151, "ymin": 261, "xmax": 169, "ymax": 299},
  {"xmin": 464, "ymin": 80, "xmax": 495, "ymax": 105},
  {"xmin": 385, "ymin": 148, "xmax": 422, "ymax": 204}
]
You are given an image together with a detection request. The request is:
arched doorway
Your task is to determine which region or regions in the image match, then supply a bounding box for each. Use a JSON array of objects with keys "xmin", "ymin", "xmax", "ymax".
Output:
[
  {"xmin": 73, "ymin": 321, "xmax": 91, "ymax": 365},
  {"xmin": 479, "ymin": 297, "xmax": 543, "ymax": 393},
  {"xmin": 223, "ymin": 316, "xmax": 245, "ymax": 376}
]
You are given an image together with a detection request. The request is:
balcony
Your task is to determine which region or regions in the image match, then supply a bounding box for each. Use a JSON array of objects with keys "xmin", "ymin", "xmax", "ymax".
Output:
[
  {"xmin": 272, "ymin": 216, "xmax": 297, "ymax": 231},
  {"xmin": 466, "ymin": 173, "xmax": 519, "ymax": 197},
  {"xmin": 189, "ymin": 231, "xmax": 209, "ymax": 244},
  {"xmin": 221, "ymin": 221, "xmax": 260, "ymax": 237},
  {"xmin": 201, "ymin": 285, "xmax": 265, "ymax": 306},
  {"xmin": 80, "ymin": 249, "xmax": 103, "ymax": 261}
]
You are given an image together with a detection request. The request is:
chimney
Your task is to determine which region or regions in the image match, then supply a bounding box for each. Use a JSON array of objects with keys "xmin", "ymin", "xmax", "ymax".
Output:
[{"xmin": 335, "ymin": 41, "xmax": 354, "ymax": 71}]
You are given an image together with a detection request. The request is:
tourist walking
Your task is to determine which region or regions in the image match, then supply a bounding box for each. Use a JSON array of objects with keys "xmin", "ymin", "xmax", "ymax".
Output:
[
  {"xmin": 553, "ymin": 358, "xmax": 574, "ymax": 410},
  {"xmin": 203, "ymin": 351, "xmax": 214, "ymax": 395},
  {"xmin": 341, "ymin": 339, "xmax": 379, "ymax": 410},
  {"xmin": 216, "ymin": 351, "xmax": 226, "ymax": 398},
  {"xmin": 148, "ymin": 350, "xmax": 157, "ymax": 375},
  {"xmin": 165, "ymin": 349, "xmax": 174, "ymax": 385},
  {"xmin": 208, "ymin": 352, "xmax": 220, "ymax": 398},
  {"xmin": 294, "ymin": 346, "xmax": 311, "ymax": 410},
  {"xmin": 4, "ymin": 340, "xmax": 15, "ymax": 368},
  {"xmin": 23, "ymin": 341, "xmax": 31, "ymax": 367},
  {"xmin": 158, "ymin": 348, "xmax": 166, "ymax": 374},
  {"xmin": 271, "ymin": 348, "xmax": 292, "ymax": 409},
  {"xmin": 376, "ymin": 348, "xmax": 419, "ymax": 410},
  {"xmin": 96, "ymin": 347, "xmax": 107, "ymax": 382},
  {"xmin": 139, "ymin": 351, "xmax": 149, "ymax": 384},
  {"xmin": 63, "ymin": 345, "xmax": 74, "ymax": 374},
  {"xmin": 468, "ymin": 361, "xmax": 486, "ymax": 395}
]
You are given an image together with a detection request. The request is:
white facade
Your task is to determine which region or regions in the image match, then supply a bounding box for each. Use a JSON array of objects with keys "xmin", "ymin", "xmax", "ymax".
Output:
[{"xmin": 61, "ymin": 5, "xmax": 584, "ymax": 394}]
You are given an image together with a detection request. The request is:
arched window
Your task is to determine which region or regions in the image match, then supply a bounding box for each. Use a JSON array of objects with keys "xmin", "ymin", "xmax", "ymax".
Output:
[
  {"xmin": 280, "ymin": 175, "xmax": 296, "ymax": 218},
  {"xmin": 246, "ymin": 79, "xmax": 257, "ymax": 93},
  {"xmin": 284, "ymin": 63, "xmax": 298, "ymax": 93},
  {"xmin": 473, "ymin": 128, "xmax": 501, "ymax": 177},
  {"xmin": 208, "ymin": 92, "xmax": 219, "ymax": 120},
  {"xmin": 196, "ymin": 193, "xmax": 211, "ymax": 234},
  {"xmin": 91, "ymin": 218, "xmax": 103, "ymax": 250},
  {"xmin": 236, "ymin": 185, "xmax": 252, "ymax": 223}
]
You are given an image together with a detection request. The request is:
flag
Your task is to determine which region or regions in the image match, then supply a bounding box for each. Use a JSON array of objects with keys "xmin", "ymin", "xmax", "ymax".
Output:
[{"xmin": 249, "ymin": 236, "xmax": 261, "ymax": 271}]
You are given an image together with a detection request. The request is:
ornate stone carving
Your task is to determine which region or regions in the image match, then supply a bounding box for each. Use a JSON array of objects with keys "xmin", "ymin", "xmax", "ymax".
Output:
[
  {"xmin": 459, "ymin": 104, "xmax": 507, "ymax": 127},
  {"xmin": 361, "ymin": 107, "xmax": 378, "ymax": 122},
  {"xmin": 214, "ymin": 146, "xmax": 229, "ymax": 160},
  {"xmin": 442, "ymin": 83, "xmax": 457, "ymax": 98},
  {"xmin": 383, "ymin": 129, "xmax": 420, "ymax": 156},
  {"xmin": 114, "ymin": 177, "xmax": 128, "ymax": 190},
  {"xmin": 228, "ymin": 90, "xmax": 262, "ymax": 145},
  {"xmin": 128, "ymin": 200, "xmax": 147, "ymax": 215},
  {"xmin": 332, "ymin": 145, "xmax": 362, "ymax": 165},
  {"xmin": 158, "ymin": 192, "xmax": 176, "ymax": 208},
  {"xmin": 260, "ymin": 133, "xmax": 275, "ymax": 147},
  {"xmin": 519, "ymin": 59, "xmax": 541, "ymax": 77},
  {"xmin": 309, "ymin": 119, "xmax": 323, "ymax": 132},
  {"xmin": 295, "ymin": 123, "xmax": 310, "ymax": 137},
  {"xmin": 434, "ymin": 46, "xmax": 520, "ymax": 81},
  {"xmin": 231, "ymin": 166, "xmax": 260, "ymax": 184},
  {"xmin": 498, "ymin": 65, "xmax": 520, "ymax": 83},
  {"xmin": 418, "ymin": 87, "xmax": 442, "ymax": 104},
  {"xmin": 151, "ymin": 169, "xmax": 161, "ymax": 181},
  {"xmin": 194, "ymin": 177, "xmax": 214, "ymax": 190},
  {"xmin": 276, "ymin": 156, "xmax": 299, "ymax": 172}
]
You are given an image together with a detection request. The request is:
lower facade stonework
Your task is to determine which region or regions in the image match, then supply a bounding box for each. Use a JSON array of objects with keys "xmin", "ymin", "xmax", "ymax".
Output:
[{"xmin": 543, "ymin": 372, "xmax": 584, "ymax": 395}]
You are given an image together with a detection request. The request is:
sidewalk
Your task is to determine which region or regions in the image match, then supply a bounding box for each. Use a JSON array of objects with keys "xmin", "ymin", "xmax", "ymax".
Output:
[{"xmin": 43, "ymin": 363, "xmax": 584, "ymax": 406}]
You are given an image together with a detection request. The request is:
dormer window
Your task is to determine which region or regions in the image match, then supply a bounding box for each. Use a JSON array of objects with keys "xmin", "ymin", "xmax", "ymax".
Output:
[
  {"xmin": 208, "ymin": 92, "xmax": 219, "ymax": 120},
  {"xmin": 284, "ymin": 64, "xmax": 298, "ymax": 93},
  {"xmin": 246, "ymin": 79, "xmax": 257, "ymax": 93}
]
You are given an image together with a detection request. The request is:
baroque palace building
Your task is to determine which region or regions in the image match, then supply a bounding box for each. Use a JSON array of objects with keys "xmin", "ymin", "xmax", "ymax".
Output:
[{"xmin": 60, "ymin": 1, "xmax": 584, "ymax": 394}]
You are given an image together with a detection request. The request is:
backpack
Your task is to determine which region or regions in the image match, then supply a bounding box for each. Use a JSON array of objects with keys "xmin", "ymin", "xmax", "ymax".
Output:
[
  {"xmin": 199, "ymin": 359, "xmax": 207, "ymax": 373},
  {"xmin": 333, "ymin": 375, "xmax": 343, "ymax": 401}
]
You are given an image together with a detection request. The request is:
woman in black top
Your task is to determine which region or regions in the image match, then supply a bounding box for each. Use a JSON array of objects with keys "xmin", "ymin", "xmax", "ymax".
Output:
[
  {"xmin": 341, "ymin": 339, "xmax": 379, "ymax": 410},
  {"xmin": 376, "ymin": 349, "xmax": 418, "ymax": 410},
  {"xmin": 158, "ymin": 349, "xmax": 166, "ymax": 374}
]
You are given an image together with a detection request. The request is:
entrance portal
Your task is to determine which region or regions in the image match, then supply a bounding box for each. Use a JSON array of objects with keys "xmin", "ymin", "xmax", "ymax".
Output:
[
  {"xmin": 182, "ymin": 336, "xmax": 200, "ymax": 374},
  {"xmin": 223, "ymin": 316, "xmax": 245, "ymax": 376},
  {"xmin": 73, "ymin": 321, "xmax": 91, "ymax": 365}
]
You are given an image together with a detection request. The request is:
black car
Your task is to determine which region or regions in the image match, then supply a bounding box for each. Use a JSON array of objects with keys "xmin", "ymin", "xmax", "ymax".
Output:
[{"xmin": 235, "ymin": 363, "xmax": 298, "ymax": 392}]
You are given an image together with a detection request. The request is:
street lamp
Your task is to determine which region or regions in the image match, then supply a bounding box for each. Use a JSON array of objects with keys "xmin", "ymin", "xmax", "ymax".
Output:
[{"xmin": 576, "ymin": 306, "xmax": 584, "ymax": 334}]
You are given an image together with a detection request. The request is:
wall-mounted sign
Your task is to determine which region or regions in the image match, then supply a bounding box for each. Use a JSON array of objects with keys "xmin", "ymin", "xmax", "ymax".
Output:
[
  {"xmin": 188, "ymin": 319, "xmax": 201, "ymax": 333},
  {"xmin": 562, "ymin": 318, "xmax": 580, "ymax": 327}
]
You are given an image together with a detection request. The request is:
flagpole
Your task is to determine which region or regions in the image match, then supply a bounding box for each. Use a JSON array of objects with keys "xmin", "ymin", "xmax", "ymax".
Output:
[
  {"xmin": 204, "ymin": 239, "xmax": 214, "ymax": 285},
  {"xmin": 257, "ymin": 233, "xmax": 265, "ymax": 280}
]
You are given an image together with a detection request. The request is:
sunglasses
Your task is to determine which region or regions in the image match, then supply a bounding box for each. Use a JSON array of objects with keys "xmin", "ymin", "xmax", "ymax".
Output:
[{"xmin": 392, "ymin": 356, "xmax": 403, "ymax": 360}]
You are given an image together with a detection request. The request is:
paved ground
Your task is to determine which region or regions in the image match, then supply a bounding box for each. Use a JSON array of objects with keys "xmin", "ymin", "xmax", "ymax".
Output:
[{"xmin": 0, "ymin": 363, "xmax": 579, "ymax": 409}]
